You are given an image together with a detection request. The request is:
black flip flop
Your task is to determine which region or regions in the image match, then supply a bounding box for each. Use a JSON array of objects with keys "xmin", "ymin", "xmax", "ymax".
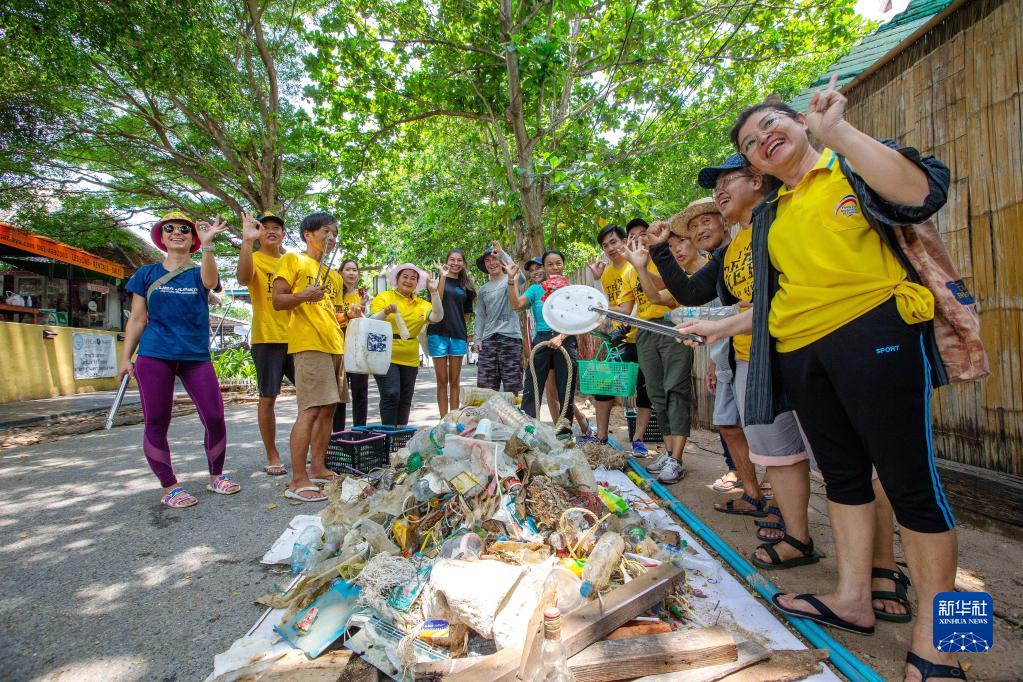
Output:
[
  {"xmin": 905, "ymin": 651, "xmax": 966, "ymax": 680},
  {"xmin": 755, "ymin": 505, "xmax": 785, "ymax": 543},
  {"xmin": 751, "ymin": 535, "xmax": 820, "ymax": 570},
  {"xmin": 714, "ymin": 492, "xmax": 768, "ymax": 517},
  {"xmin": 872, "ymin": 567, "xmax": 913, "ymax": 623},
  {"xmin": 770, "ymin": 592, "xmax": 875, "ymax": 635}
]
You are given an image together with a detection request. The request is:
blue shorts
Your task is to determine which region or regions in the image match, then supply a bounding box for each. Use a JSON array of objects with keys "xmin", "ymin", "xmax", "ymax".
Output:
[{"xmin": 427, "ymin": 335, "xmax": 468, "ymax": 358}]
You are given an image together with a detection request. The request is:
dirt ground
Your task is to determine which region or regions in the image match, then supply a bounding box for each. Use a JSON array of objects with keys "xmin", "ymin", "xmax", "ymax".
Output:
[{"xmin": 593, "ymin": 403, "xmax": 1023, "ymax": 682}]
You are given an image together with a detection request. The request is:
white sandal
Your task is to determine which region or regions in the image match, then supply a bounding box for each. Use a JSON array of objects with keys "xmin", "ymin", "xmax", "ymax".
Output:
[{"xmin": 285, "ymin": 486, "xmax": 327, "ymax": 502}]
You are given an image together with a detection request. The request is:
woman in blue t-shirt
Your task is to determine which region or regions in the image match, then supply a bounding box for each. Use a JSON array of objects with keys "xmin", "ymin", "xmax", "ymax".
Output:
[
  {"xmin": 505, "ymin": 250, "xmax": 577, "ymax": 437},
  {"xmin": 118, "ymin": 212, "xmax": 239, "ymax": 508}
]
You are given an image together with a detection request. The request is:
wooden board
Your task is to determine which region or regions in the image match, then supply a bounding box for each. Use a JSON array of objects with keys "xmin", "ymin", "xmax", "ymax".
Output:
[
  {"xmin": 602, "ymin": 619, "xmax": 673, "ymax": 640},
  {"xmin": 443, "ymin": 564, "xmax": 684, "ymax": 682},
  {"xmin": 717, "ymin": 649, "xmax": 828, "ymax": 682},
  {"xmin": 632, "ymin": 641, "xmax": 770, "ymax": 682},
  {"xmin": 567, "ymin": 628, "xmax": 736, "ymax": 682},
  {"xmin": 258, "ymin": 650, "xmax": 354, "ymax": 682}
]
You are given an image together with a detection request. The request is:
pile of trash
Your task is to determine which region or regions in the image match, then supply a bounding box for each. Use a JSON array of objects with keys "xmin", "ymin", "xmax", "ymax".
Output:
[{"xmin": 229, "ymin": 392, "xmax": 711, "ymax": 680}]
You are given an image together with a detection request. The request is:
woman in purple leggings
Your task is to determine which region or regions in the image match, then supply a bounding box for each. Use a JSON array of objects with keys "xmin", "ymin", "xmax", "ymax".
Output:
[{"xmin": 118, "ymin": 211, "xmax": 240, "ymax": 508}]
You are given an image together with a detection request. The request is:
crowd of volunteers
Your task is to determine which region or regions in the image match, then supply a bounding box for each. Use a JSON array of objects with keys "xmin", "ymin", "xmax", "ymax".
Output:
[{"xmin": 116, "ymin": 78, "xmax": 964, "ymax": 681}]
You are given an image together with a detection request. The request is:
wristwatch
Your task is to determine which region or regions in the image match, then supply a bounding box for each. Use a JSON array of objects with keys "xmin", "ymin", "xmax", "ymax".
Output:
[{"xmin": 201, "ymin": 244, "xmax": 215, "ymax": 252}]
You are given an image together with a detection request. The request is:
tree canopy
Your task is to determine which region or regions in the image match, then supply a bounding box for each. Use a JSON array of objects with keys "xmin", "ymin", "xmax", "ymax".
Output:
[{"xmin": 2, "ymin": 0, "xmax": 873, "ymax": 271}]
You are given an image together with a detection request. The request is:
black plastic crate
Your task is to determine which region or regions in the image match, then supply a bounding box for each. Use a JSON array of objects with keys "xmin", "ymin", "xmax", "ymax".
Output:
[
  {"xmin": 326, "ymin": 430, "xmax": 389, "ymax": 474},
  {"xmin": 353, "ymin": 424, "xmax": 417, "ymax": 454},
  {"xmin": 626, "ymin": 409, "xmax": 664, "ymax": 444}
]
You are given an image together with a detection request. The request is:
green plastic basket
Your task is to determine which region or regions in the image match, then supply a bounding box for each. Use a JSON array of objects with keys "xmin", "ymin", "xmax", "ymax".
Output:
[{"xmin": 578, "ymin": 342, "xmax": 639, "ymax": 397}]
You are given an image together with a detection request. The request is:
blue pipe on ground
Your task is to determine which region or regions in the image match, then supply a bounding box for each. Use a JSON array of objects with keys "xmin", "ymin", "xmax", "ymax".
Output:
[{"xmin": 628, "ymin": 459, "xmax": 884, "ymax": 682}]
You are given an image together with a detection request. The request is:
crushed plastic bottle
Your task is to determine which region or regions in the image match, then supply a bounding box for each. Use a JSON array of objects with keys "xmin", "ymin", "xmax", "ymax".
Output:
[
  {"xmin": 291, "ymin": 525, "xmax": 323, "ymax": 574},
  {"xmin": 579, "ymin": 531, "xmax": 625, "ymax": 598},
  {"xmin": 666, "ymin": 304, "xmax": 741, "ymax": 325}
]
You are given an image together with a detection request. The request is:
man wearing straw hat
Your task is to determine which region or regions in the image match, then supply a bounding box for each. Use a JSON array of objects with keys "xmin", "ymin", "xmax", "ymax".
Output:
[{"xmin": 271, "ymin": 212, "xmax": 348, "ymax": 503}]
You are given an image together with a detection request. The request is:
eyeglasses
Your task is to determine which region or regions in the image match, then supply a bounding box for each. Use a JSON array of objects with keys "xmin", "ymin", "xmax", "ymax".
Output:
[
  {"xmin": 739, "ymin": 111, "xmax": 790, "ymax": 156},
  {"xmin": 713, "ymin": 173, "xmax": 753, "ymax": 196},
  {"xmin": 162, "ymin": 224, "xmax": 193, "ymax": 234}
]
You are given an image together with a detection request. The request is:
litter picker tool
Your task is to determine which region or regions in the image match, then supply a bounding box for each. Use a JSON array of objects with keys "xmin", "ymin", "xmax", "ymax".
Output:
[
  {"xmin": 542, "ymin": 285, "xmax": 705, "ymax": 344},
  {"xmin": 105, "ymin": 373, "xmax": 132, "ymax": 430},
  {"xmin": 313, "ymin": 237, "xmax": 339, "ymax": 288}
]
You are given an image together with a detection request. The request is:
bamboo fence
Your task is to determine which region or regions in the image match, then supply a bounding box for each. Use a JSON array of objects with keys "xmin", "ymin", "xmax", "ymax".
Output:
[{"xmin": 843, "ymin": 0, "xmax": 1022, "ymax": 474}]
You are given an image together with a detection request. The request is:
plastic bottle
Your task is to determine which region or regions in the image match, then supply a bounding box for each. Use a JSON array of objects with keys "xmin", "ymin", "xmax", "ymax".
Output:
[
  {"xmin": 579, "ymin": 532, "xmax": 625, "ymax": 598},
  {"xmin": 354, "ymin": 518, "xmax": 400, "ymax": 556},
  {"xmin": 481, "ymin": 394, "xmax": 529, "ymax": 429},
  {"xmin": 406, "ymin": 428, "xmax": 437, "ymax": 461},
  {"xmin": 291, "ymin": 525, "xmax": 323, "ymax": 574},
  {"xmin": 666, "ymin": 304, "xmax": 741, "ymax": 325},
  {"xmin": 324, "ymin": 523, "xmax": 347, "ymax": 551},
  {"xmin": 527, "ymin": 608, "xmax": 577, "ymax": 681},
  {"xmin": 429, "ymin": 421, "xmax": 464, "ymax": 449},
  {"xmin": 596, "ymin": 486, "xmax": 629, "ymax": 515}
]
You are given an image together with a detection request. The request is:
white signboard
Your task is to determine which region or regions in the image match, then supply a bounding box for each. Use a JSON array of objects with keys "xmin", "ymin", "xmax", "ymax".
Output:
[{"xmin": 72, "ymin": 332, "xmax": 118, "ymax": 379}]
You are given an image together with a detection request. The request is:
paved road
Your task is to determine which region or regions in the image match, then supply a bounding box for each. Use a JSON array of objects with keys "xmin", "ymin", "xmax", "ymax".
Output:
[{"xmin": 0, "ymin": 367, "xmax": 456, "ymax": 682}]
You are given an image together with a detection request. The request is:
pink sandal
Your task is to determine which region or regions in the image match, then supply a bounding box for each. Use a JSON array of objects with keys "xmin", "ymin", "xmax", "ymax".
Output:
[
  {"xmin": 162, "ymin": 487, "xmax": 198, "ymax": 508},
  {"xmin": 207, "ymin": 475, "xmax": 240, "ymax": 495}
]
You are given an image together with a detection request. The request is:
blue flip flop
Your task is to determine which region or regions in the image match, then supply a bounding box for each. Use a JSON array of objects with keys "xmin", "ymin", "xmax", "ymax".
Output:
[{"xmin": 770, "ymin": 593, "xmax": 875, "ymax": 635}]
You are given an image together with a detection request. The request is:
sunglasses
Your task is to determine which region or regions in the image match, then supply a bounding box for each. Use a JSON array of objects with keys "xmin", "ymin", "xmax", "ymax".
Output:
[{"xmin": 162, "ymin": 224, "xmax": 193, "ymax": 235}]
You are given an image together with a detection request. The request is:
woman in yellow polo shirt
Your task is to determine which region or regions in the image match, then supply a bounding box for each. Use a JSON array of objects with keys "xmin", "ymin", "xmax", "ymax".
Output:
[
  {"xmin": 370, "ymin": 263, "xmax": 444, "ymax": 426},
  {"xmin": 682, "ymin": 83, "xmax": 959, "ymax": 681}
]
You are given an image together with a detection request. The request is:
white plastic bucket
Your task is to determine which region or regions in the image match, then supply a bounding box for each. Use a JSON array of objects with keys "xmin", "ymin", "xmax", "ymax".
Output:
[{"xmin": 344, "ymin": 317, "xmax": 393, "ymax": 374}]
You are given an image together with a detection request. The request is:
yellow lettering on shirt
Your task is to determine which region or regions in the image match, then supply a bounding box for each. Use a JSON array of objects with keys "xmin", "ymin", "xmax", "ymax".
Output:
[
  {"xmin": 275, "ymin": 252, "xmax": 345, "ymax": 355},
  {"xmin": 600, "ymin": 262, "xmax": 637, "ymax": 343},
  {"xmin": 248, "ymin": 251, "xmax": 292, "ymax": 344},
  {"xmin": 767, "ymin": 149, "xmax": 934, "ymax": 352},
  {"xmin": 722, "ymin": 228, "xmax": 754, "ymax": 361},
  {"xmin": 621, "ymin": 262, "xmax": 674, "ymax": 321}
]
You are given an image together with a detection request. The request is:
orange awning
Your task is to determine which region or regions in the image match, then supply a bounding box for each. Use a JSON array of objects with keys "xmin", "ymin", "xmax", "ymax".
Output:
[{"xmin": 0, "ymin": 222, "xmax": 126, "ymax": 280}]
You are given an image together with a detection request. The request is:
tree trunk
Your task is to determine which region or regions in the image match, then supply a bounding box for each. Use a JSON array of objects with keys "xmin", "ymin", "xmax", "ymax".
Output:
[{"xmin": 514, "ymin": 179, "xmax": 546, "ymax": 263}]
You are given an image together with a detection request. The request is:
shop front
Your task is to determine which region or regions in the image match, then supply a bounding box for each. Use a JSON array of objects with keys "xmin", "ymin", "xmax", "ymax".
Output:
[{"xmin": 0, "ymin": 221, "xmax": 131, "ymax": 403}]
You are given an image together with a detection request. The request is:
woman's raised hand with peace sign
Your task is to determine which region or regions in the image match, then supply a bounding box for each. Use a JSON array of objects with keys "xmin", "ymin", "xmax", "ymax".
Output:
[{"xmin": 806, "ymin": 74, "xmax": 849, "ymax": 150}]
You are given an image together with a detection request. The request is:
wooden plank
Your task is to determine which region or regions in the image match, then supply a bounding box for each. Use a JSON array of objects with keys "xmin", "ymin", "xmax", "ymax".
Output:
[
  {"xmin": 936, "ymin": 457, "xmax": 1023, "ymax": 527},
  {"xmin": 444, "ymin": 564, "xmax": 684, "ymax": 682},
  {"xmin": 567, "ymin": 628, "xmax": 736, "ymax": 682},
  {"xmin": 717, "ymin": 649, "xmax": 828, "ymax": 682},
  {"xmin": 602, "ymin": 619, "xmax": 673, "ymax": 640},
  {"xmin": 632, "ymin": 641, "xmax": 771, "ymax": 682},
  {"xmin": 259, "ymin": 650, "xmax": 355, "ymax": 681}
]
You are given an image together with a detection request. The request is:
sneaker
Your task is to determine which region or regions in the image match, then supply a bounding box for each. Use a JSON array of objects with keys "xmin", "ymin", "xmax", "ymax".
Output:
[
  {"xmin": 576, "ymin": 434, "xmax": 600, "ymax": 446},
  {"xmin": 645, "ymin": 452, "xmax": 673, "ymax": 473},
  {"xmin": 657, "ymin": 459, "xmax": 687, "ymax": 483},
  {"xmin": 631, "ymin": 439, "xmax": 649, "ymax": 457}
]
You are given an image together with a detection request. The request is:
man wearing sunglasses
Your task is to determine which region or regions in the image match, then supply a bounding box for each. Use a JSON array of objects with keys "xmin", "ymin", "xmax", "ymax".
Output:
[{"xmin": 237, "ymin": 211, "xmax": 294, "ymax": 477}]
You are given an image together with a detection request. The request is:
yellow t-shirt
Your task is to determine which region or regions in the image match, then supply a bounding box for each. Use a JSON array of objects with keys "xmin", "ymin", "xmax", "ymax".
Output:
[
  {"xmin": 621, "ymin": 262, "xmax": 674, "ymax": 321},
  {"xmin": 339, "ymin": 290, "xmax": 363, "ymax": 331},
  {"xmin": 722, "ymin": 228, "xmax": 754, "ymax": 361},
  {"xmin": 274, "ymin": 252, "xmax": 345, "ymax": 355},
  {"xmin": 371, "ymin": 289, "xmax": 433, "ymax": 367},
  {"xmin": 768, "ymin": 149, "xmax": 934, "ymax": 352},
  {"xmin": 247, "ymin": 250, "xmax": 292, "ymax": 344},
  {"xmin": 600, "ymin": 261, "xmax": 638, "ymax": 343}
]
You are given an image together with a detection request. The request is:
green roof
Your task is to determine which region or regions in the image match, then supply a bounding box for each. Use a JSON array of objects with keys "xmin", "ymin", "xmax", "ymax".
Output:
[{"xmin": 789, "ymin": 0, "xmax": 953, "ymax": 111}]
